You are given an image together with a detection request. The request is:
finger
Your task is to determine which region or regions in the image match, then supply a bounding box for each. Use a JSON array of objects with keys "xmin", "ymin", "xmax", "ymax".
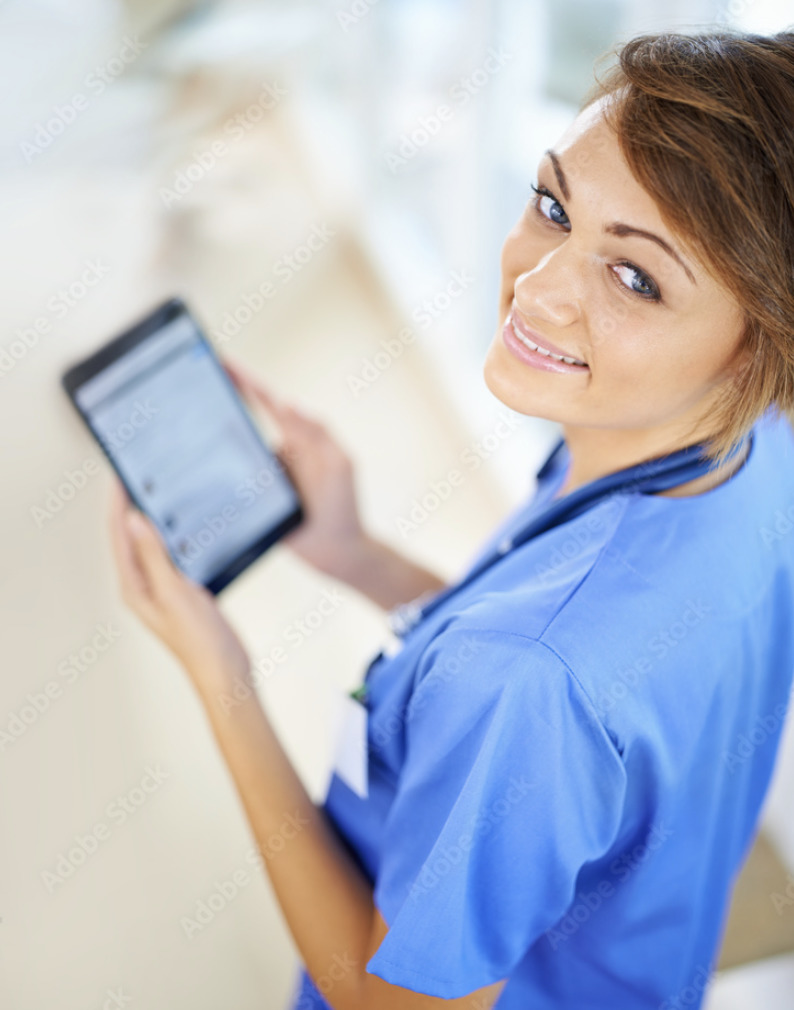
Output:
[
  {"xmin": 222, "ymin": 358, "xmax": 284, "ymax": 415},
  {"xmin": 279, "ymin": 402, "xmax": 328, "ymax": 440},
  {"xmin": 108, "ymin": 477, "xmax": 149, "ymax": 600},
  {"xmin": 273, "ymin": 447, "xmax": 305, "ymax": 490},
  {"xmin": 221, "ymin": 358, "xmax": 326, "ymax": 457},
  {"xmin": 223, "ymin": 358, "xmax": 324, "ymax": 433},
  {"xmin": 127, "ymin": 509, "xmax": 180, "ymax": 600}
]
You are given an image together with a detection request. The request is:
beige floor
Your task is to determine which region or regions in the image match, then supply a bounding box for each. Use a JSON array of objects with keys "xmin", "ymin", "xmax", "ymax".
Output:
[{"xmin": 720, "ymin": 833, "xmax": 794, "ymax": 970}]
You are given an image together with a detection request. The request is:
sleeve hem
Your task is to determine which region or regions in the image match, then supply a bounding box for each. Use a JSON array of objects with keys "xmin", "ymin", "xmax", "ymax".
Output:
[
  {"xmin": 367, "ymin": 896, "xmax": 505, "ymax": 998},
  {"xmin": 366, "ymin": 952, "xmax": 505, "ymax": 1000}
]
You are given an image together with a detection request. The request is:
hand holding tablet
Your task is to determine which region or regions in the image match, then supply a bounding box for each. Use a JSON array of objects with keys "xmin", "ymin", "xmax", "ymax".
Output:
[
  {"xmin": 222, "ymin": 359, "xmax": 369, "ymax": 580},
  {"xmin": 107, "ymin": 477, "xmax": 252, "ymax": 684},
  {"xmin": 62, "ymin": 297, "xmax": 304, "ymax": 593}
]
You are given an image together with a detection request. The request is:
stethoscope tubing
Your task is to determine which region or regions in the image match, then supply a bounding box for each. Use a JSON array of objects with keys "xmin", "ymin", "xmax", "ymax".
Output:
[{"xmin": 386, "ymin": 431, "xmax": 751, "ymax": 637}]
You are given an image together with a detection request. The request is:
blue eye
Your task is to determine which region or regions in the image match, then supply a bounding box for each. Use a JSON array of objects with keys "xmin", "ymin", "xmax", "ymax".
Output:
[
  {"xmin": 530, "ymin": 183, "xmax": 569, "ymax": 227},
  {"xmin": 528, "ymin": 183, "xmax": 662, "ymax": 303},
  {"xmin": 613, "ymin": 262, "xmax": 660, "ymax": 300}
]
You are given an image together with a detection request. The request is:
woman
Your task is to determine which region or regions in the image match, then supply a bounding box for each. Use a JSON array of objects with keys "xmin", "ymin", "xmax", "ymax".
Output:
[{"xmin": 109, "ymin": 28, "xmax": 794, "ymax": 1010}]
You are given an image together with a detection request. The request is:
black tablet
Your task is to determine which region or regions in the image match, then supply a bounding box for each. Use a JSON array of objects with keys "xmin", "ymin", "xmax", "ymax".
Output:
[{"xmin": 62, "ymin": 297, "xmax": 303, "ymax": 594}]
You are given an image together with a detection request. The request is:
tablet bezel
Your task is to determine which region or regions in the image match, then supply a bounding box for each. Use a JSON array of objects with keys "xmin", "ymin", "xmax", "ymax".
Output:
[{"xmin": 61, "ymin": 296, "xmax": 304, "ymax": 594}]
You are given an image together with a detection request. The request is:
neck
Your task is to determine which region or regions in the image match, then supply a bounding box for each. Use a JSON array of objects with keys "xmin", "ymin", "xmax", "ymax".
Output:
[{"xmin": 554, "ymin": 423, "xmax": 748, "ymax": 499}]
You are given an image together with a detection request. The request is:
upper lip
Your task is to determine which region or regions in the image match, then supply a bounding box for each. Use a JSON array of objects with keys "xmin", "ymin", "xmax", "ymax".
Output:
[{"xmin": 509, "ymin": 304, "xmax": 586, "ymax": 364}]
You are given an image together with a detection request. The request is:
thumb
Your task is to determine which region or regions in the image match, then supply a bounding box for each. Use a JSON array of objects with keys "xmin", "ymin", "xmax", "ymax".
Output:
[{"xmin": 128, "ymin": 510, "xmax": 179, "ymax": 594}]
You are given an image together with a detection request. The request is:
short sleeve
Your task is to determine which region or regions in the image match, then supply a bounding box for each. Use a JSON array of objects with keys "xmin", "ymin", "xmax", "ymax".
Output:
[{"xmin": 366, "ymin": 626, "xmax": 627, "ymax": 998}]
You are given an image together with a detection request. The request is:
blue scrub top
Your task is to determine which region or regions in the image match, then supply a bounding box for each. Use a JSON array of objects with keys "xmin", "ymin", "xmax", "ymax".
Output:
[{"xmin": 288, "ymin": 406, "xmax": 794, "ymax": 1010}]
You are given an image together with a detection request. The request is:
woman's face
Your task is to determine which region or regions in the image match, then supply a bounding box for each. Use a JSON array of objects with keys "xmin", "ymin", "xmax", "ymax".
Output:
[{"xmin": 484, "ymin": 98, "xmax": 749, "ymax": 441}]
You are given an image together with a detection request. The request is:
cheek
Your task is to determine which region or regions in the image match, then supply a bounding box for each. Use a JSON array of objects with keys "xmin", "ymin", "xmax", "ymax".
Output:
[
  {"xmin": 578, "ymin": 272, "xmax": 649, "ymax": 359},
  {"xmin": 572, "ymin": 294, "xmax": 669, "ymax": 396},
  {"xmin": 592, "ymin": 322, "xmax": 716, "ymax": 405},
  {"xmin": 591, "ymin": 324, "xmax": 662, "ymax": 387}
]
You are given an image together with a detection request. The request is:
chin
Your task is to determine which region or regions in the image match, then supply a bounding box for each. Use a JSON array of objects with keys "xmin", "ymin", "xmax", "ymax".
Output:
[
  {"xmin": 482, "ymin": 340, "xmax": 570, "ymax": 427},
  {"xmin": 483, "ymin": 345, "xmax": 539, "ymax": 417}
]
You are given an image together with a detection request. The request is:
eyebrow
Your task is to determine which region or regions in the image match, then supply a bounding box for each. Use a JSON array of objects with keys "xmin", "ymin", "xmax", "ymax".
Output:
[{"xmin": 544, "ymin": 148, "xmax": 697, "ymax": 286}]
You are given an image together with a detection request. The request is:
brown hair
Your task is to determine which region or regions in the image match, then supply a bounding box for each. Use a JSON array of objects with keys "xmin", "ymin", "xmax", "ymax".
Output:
[{"xmin": 580, "ymin": 29, "xmax": 794, "ymax": 466}]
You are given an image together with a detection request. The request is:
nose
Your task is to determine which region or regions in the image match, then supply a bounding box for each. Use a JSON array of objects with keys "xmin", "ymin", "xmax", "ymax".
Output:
[{"xmin": 513, "ymin": 249, "xmax": 582, "ymax": 329}]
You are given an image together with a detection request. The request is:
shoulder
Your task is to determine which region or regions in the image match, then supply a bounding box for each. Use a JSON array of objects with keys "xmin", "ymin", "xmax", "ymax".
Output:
[{"xmin": 409, "ymin": 622, "xmax": 623, "ymax": 764}]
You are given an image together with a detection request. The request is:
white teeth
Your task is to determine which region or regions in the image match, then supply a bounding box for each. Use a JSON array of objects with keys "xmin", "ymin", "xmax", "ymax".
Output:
[{"xmin": 511, "ymin": 318, "xmax": 586, "ymax": 366}]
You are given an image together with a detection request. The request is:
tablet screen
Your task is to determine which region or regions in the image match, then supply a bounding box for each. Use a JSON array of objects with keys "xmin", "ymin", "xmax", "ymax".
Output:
[{"xmin": 71, "ymin": 306, "xmax": 301, "ymax": 591}]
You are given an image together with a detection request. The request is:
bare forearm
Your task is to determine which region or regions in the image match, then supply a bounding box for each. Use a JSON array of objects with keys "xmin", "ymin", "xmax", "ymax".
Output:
[
  {"xmin": 328, "ymin": 533, "xmax": 446, "ymax": 610},
  {"xmin": 198, "ymin": 671, "xmax": 373, "ymax": 1010}
]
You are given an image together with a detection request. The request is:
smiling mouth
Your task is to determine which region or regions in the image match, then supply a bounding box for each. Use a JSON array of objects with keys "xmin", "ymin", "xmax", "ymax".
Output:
[{"xmin": 509, "ymin": 316, "xmax": 588, "ymax": 367}]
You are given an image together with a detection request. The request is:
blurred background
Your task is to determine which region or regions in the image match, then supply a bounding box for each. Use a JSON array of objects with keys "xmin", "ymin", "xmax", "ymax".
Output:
[{"xmin": 1, "ymin": 0, "xmax": 793, "ymax": 1007}]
